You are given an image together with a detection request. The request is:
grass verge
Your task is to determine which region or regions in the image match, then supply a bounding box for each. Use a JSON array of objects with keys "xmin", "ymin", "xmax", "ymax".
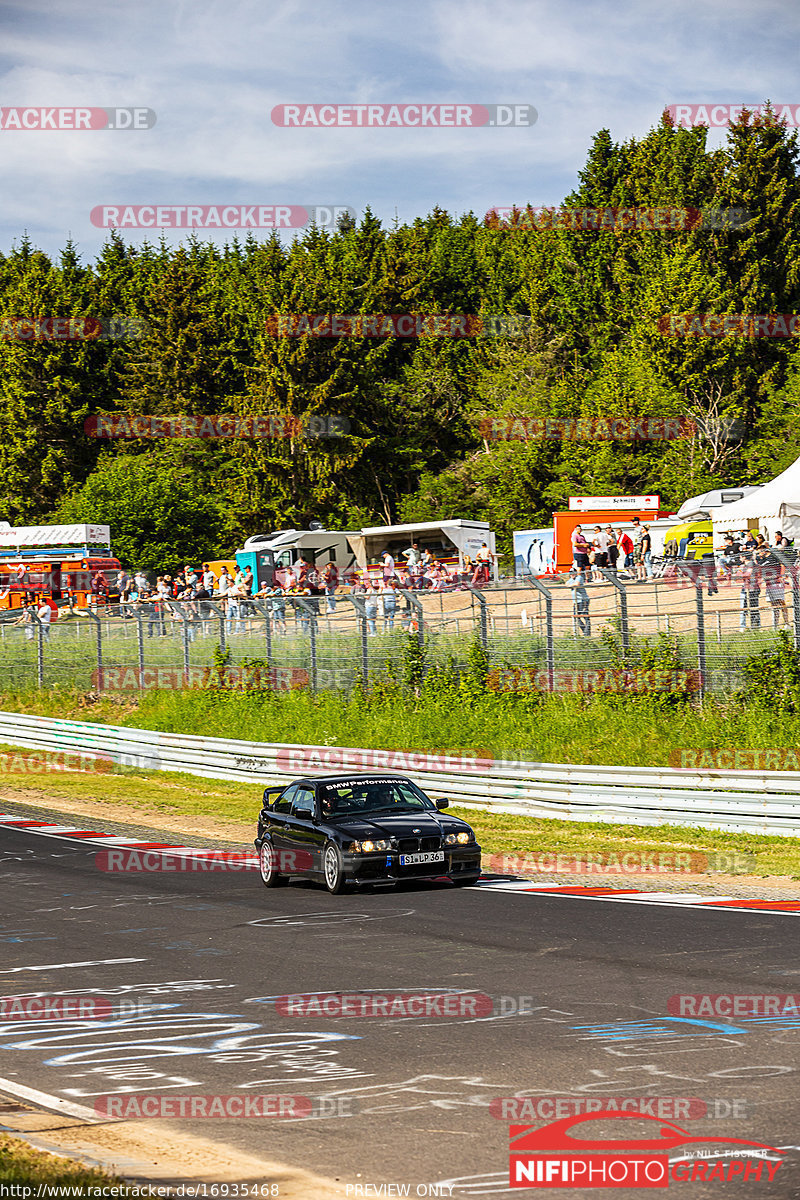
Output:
[{"xmin": 0, "ymin": 1133, "xmax": 127, "ymax": 1192}]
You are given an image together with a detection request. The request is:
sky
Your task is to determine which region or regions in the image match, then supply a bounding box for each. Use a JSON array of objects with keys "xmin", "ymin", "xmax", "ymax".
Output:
[{"xmin": 1, "ymin": 0, "xmax": 798, "ymax": 261}]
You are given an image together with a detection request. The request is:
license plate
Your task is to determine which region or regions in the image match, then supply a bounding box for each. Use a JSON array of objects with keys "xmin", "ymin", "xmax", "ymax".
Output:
[{"xmin": 399, "ymin": 851, "xmax": 444, "ymax": 866}]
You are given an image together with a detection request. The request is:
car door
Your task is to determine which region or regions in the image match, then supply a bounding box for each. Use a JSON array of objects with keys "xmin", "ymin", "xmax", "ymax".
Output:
[
  {"xmin": 282, "ymin": 785, "xmax": 325, "ymax": 876},
  {"xmin": 262, "ymin": 784, "xmax": 297, "ymax": 864}
]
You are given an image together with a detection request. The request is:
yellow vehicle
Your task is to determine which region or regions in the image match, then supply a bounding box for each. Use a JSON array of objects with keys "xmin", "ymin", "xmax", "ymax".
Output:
[{"xmin": 668, "ymin": 520, "xmax": 713, "ymax": 561}]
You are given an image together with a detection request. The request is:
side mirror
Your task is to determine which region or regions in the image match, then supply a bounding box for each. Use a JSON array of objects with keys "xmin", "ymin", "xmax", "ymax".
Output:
[{"xmin": 435, "ymin": 797, "xmax": 449, "ymax": 810}]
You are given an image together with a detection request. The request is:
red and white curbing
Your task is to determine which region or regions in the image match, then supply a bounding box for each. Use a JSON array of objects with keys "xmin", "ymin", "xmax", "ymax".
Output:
[
  {"xmin": 1, "ymin": 813, "xmax": 798, "ymax": 912},
  {"xmin": 0, "ymin": 812, "xmax": 256, "ymax": 863},
  {"xmin": 478, "ymin": 878, "xmax": 800, "ymax": 914}
]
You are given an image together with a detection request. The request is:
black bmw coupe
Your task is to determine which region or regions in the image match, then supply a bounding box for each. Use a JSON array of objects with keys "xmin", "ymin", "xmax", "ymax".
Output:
[{"xmin": 255, "ymin": 773, "xmax": 482, "ymax": 893}]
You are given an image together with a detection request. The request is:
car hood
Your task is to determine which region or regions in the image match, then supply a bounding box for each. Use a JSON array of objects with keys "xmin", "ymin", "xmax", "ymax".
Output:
[{"xmin": 332, "ymin": 812, "xmax": 471, "ymax": 839}]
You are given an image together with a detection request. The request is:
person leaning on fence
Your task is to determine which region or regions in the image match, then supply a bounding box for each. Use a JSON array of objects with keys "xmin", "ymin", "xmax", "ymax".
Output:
[
  {"xmin": 471, "ymin": 542, "xmax": 492, "ymax": 586},
  {"xmin": 605, "ymin": 525, "xmax": 619, "ymax": 574},
  {"xmin": 739, "ymin": 553, "xmax": 761, "ymax": 629},
  {"xmin": 14, "ymin": 604, "xmax": 37, "ymax": 642},
  {"xmin": 322, "ymin": 561, "xmax": 339, "ymax": 613},
  {"xmin": 568, "ymin": 567, "xmax": 591, "ymax": 636},
  {"xmin": 757, "ymin": 544, "xmax": 790, "ymax": 627},
  {"xmin": 381, "ymin": 577, "xmax": 398, "ymax": 630},
  {"xmin": 364, "ymin": 579, "xmax": 381, "ymax": 635}
]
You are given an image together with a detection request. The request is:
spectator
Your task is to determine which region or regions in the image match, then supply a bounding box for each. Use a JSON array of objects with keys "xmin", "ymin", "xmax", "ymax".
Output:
[
  {"xmin": 403, "ymin": 543, "xmax": 420, "ymax": 568},
  {"xmin": 568, "ymin": 567, "xmax": 591, "ymax": 636},
  {"xmin": 718, "ymin": 535, "xmax": 738, "ymax": 581},
  {"xmin": 381, "ymin": 577, "xmax": 397, "ymax": 630},
  {"xmin": 194, "ymin": 577, "xmax": 213, "ymax": 636},
  {"xmin": 616, "ymin": 528, "xmax": 634, "ymax": 572},
  {"xmin": 382, "ymin": 551, "xmax": 395, "ymax": 580},
  {"xmin": 471, "ymin": 542, "xmax": 492, "ymax": 586},
  {"xmin": 591, "ymin": 525, "xmax": 610, "ymax": 579},
  {"xmin": 761, "ymin": 549, "xmax": 790, "ymax": 627},
  {"xmin": 217, "ymin": 567, "xmax": 233, "ymax": 597},
  {"xmin": 36, "ymin": 599, "xmax": 52, "ymax": 642},
  {"xmin": 202, "ymin": 563, "xmax": 216, "ymax": 594},
  {"xmin": 226, "ymin": 582, "xmax": 244, "ymax": 636},
  {"xmin": 740, "ymin": 554, "xmax": 761, "ymax": 629},
  {"xmin": 184, "ymin": 564, "xmax": 199, "ymax": 589},
  {"xmin": 605, "ymin": 525, "xmax": 619, "ymax": 574},
  {"xmin": 134, "ymin": 569, "xmax": 149, "ymax": 595},
  {"xmin": 322, "ymin": 561, "xmax": 339, "ymax": 613},
  {"xmin": 15, "ymin": 604, "xmax": 37, "ymax": 642},
  {"xmin": 571, "ymin": 525, "xmax": 591, "ymax": 572},
  {"xmin": 364, "ymin": 579, "xmax": 380, "ymax": 635}
]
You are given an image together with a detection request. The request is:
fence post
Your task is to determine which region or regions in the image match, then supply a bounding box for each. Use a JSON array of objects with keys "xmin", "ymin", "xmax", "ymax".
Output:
[
  {"xmin": 769, "ymin": 547, "xmax": 800, "ymax": 649},
  {"xmin": 175, "ymin": 604, "xmax": 191, "ymax": 683},
  {"xmin": 83, "ymin": 609, "xmax": 102, "ymax": 690},
  {"xmin": 676, "ymin": 563, "xmax": 706, "ymax": 697},
  {"xmin": 136, "ymin": 611, "xmax": 145, "ymax": 690},
  {"xmin": 347, "ymin": 595, "xmax": 369, "ymax": 689},
  {"xmin": 524, "ymin": 573, "xmax": 554, "ymax": 690},
  {"xmin": 296, "ymin": 598, "xmax": 318, "ymax": 692},
  {"xmin": 467, "ymin": 586, "xmax": 488, "ymax": 650},
  {"xmin": 598, "ymin": 568, "xmax": 629, "ymax": 653},
  {"xmin": 397, "ymin": 587, "xmax": 424, "ymax": 652},
  {"xmin": 207, "ymin": 601, "xmax": 226, "ymax": 653},
  {"xmin": 31, "ymin": 610, "xmax": 44, "ymax": 687}
]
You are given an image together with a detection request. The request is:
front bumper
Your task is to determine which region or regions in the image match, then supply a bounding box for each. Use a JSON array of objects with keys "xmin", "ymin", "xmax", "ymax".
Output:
[{"xmin": 344, "ymin": 845, "xmax": 482, "ymax": 884}]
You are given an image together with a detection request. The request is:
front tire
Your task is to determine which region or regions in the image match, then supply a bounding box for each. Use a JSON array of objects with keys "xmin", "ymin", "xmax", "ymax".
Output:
[
  {"xmin": 259, "ymin": 840, "xmax": 287, "ymax": 887},
  {"xmin": 323, "ymin": 841, "xmax": 347, "ymax": 894}
]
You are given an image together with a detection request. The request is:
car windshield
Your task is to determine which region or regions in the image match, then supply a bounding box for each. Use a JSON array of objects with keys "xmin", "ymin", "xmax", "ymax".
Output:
[{"xmin": 320, "ymin": 778, "xmax": 436, "ymax": 817}]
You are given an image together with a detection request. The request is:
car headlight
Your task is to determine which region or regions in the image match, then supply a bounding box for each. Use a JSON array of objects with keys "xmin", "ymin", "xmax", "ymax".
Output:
[
  {"xmin": 348, "ymin": 839, "xmax": 393, "ymax": 853},
  {"xmin": 457, "ymin": 831, "xmax": 471, "ymax": 844},
  {"xmin": 445, "ymin": 832, "xmax": 473, "ymax": 845}
]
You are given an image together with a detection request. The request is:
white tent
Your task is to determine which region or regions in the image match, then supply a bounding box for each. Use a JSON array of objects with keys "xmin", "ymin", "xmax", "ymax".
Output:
[{"xmin": 713, "ymin": 455, "xmax": 800, "ymax": 543}]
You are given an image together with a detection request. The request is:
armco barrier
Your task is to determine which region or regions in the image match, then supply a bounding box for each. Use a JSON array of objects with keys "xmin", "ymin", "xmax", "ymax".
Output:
[{"xmin": 0, "ymin": 711, "xmax": 798, "ymax": 836}]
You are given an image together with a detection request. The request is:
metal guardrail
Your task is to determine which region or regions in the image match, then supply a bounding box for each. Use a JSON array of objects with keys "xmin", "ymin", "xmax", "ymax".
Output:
[{"xmin": 0, "ymin": 711, "xmax": 798, "ymax": 837}]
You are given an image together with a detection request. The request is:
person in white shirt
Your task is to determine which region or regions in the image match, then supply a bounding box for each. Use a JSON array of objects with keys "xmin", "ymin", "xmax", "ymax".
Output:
[
  {"xmin": 202, "ymin": 565, "xmax": 216, "ymax": 593},
  {"xmin": 36, "ymin": 600, "xmax": 52, "ymax": 642},
  {"xmin": 403, "ymin": 543, "xmax": 420, "ymax": 567},
  {"xmin": 382, "ymin": 551, "xmax": 395, "ymax": 580},
  {"xmin": 225, "ymin": 583, "xmax": 244, "ymax": 635},
  {"xmin": 217, "ymin": 568, "xmax": 232, "ymax": 597}
]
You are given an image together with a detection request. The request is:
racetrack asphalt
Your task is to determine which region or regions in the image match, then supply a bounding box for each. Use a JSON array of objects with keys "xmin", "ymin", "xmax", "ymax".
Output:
[{"xmin": 0, "ymin": 805, "xmax": 797, "ymax": 1198}]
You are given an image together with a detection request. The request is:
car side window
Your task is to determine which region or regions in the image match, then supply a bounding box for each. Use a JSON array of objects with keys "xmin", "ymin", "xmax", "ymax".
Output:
[
  {"xmin": 291, "ymin": 787, "xmax": 315, "ymax": 819},
  {"xmin": 273, "ymin": 785, "xmax": 297, "ymax": 814}
]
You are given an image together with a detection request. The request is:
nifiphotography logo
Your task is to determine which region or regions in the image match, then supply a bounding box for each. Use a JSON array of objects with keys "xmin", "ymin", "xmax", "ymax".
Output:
[{"xmin": 508, "ymin": 1111, "xmax": 784, "ymax": 1188}]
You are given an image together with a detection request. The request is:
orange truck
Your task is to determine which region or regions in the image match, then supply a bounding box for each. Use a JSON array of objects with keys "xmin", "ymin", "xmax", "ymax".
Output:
[{"xmin": 0, "ymin": 523, "xmax": 121, "ymax": 611}]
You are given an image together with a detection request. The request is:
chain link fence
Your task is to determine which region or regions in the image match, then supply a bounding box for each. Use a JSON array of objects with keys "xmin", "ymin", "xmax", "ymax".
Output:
[{"xmin": 0, "ymin": 551, "xmax": 796, "ymax": 698}]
